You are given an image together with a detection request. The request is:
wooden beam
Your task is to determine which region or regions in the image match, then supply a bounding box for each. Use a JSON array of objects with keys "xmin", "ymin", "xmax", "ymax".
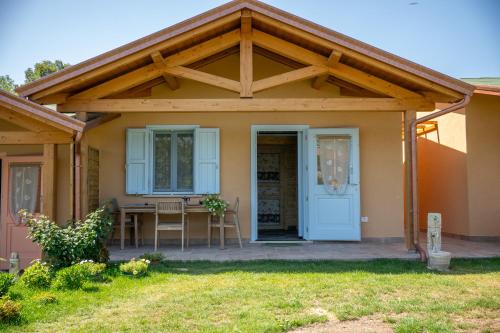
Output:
[
  {"xmin": 36, "ymin": 93, "xmax": 70, "ymax": 105},
  {"xmin": 42, "ymin": 144, "xmax": 56, "ymax": 218},
  {"xmin": 59, "ymin": 98, "xmax": 435, "ymax": 113},
  {"xmin": 0, "ymin": 131, "xmax": 72, "ymax": 144},
  {"xmin": 251, "ymin": 12, "xmax": 465, "ymax": 100},
  {"xmin": 69, "ymin": 29, "xmax": 241, "ymax": 100},
  {"xmin": 404, "ymin": 110, "xmax": 416, "ymax": 251},
  {"xmin": 240, "ymin": 9, "xmax": 253, "ymax": 97},
  {"xmin": 252, "ymin": 30, "xmax": 422, "ymax": 99},
  {"xmin": 26, "ymin": 11, "xmax": 242, "ymax": 101},
  {"xmin": 84, "ymin": 113, "xmax": 121, "ymax": 132},
  {"xmin": 312, "ymin": 50, "xmax": 342, "ymax": 89},
  {"xmin": 150, "ymin": 51, "xmax": 179, "ymax": 90},
  {"xmin": 252, "ymin": 66, "xmax": 328, "ymax": 93},
  {"xmin": 108, "ymin": 77, "xmax": 164, "ymax": 98},
  {"xmin": 164, "ymin": 66, "xmax": 241, "ymax": 93}
]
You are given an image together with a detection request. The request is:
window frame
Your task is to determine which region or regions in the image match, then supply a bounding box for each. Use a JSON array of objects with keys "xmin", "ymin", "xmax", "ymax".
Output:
[{"xmin": 147, "ymin": 125, "xmax": 198, "ymax": 195}]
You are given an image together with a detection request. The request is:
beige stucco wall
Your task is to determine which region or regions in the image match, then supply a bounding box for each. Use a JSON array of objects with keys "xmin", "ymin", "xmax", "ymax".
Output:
[
  {"xmin": 84, "ymin": 110, "xmax": 404, "ymax": 241},
  {"xmin": 466, "ymin": 94, "xmax": 500, "ymax": 237}
]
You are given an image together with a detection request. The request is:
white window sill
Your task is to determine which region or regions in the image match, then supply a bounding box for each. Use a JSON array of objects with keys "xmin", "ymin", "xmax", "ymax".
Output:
[{"xmin": 142, "ymin": 193, "xmax": 202, "ymax": 197}]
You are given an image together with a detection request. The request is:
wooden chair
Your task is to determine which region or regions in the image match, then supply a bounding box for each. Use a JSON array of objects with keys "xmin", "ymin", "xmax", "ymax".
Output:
[
  {"xmin": 208, "ymin": 197, "xmax": 243, "ymax": 248},
  {"xmin": 155, "ymin": 199, "xmax": 186, "ymax": 251},
  {"xmin": 107, "ymin": 199, "xmax": 143, "ymax": 248},
  {"xmin": 110, "ymin": 213, "xmax": 142, "ymax": 247}
]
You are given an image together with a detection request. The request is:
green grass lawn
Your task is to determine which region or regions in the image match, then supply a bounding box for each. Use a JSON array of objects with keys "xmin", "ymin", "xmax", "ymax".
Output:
[{"xmin": 2, "ymin": 258, "xmax": 499, "ymax": 333}]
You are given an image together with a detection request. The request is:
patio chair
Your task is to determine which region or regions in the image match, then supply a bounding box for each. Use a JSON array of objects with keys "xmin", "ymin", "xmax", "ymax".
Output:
[
  {"xmin": 208, "ymin": 197, "xmax": 243, "ymax": 248},
  {"xmin": 108, "ymin": 199, "xmax": 143, "ymax": 248},
  {"xmin": 155, "ymin": 199, "xmax": 186, "ymax": 252}
]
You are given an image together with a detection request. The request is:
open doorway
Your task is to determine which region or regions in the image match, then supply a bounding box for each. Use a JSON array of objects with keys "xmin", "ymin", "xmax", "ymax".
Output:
[{"xmin": 256, "ymin": 131, "xmax": 301, "ymax": 240}]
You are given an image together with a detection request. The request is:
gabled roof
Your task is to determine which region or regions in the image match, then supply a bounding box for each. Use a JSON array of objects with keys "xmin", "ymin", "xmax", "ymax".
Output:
[
  {"xmin": 16, "ymin": 0, "xmax": 474, "ymax": 101},
  {"xmin": 0, "ymin": 90, "xmax": 84, "ymax": 134}
]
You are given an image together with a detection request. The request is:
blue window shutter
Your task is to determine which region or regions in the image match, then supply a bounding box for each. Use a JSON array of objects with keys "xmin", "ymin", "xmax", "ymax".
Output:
[
  {"xmin": 126, "ymin": 128, "xmax": 149, "ymax": 194},
  {"xmin": 194, "ymin": 128, "xmax": 220, "ymax": 194}
]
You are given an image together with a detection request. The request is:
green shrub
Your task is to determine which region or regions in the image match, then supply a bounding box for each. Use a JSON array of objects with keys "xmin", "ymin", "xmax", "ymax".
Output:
[
  {"xmin": 119, "ymin": 258, "xmax": 150, "ymax": 277},
  {"xmin": 139, "ymin": 252, "xmax": 165, "ymax": 264},
  {"xmin": 33, "ymin": 292, "xmax": 57, "ymax": 304},
  {"xmin": 5, "ymin": 290, "xmax": 23, "ymax": 301},
  {"xmin": 53, "ymin": 265, "xmax": 88, "ymax": 290},
  {"xmin": 0, "ymin": 272, "xmax": 14, "ymax": 296},
  {"xmin": 21, "ymin": 206, "xmax": 113, "ymax": 268},
  {"xmin": 78, "ymin": 260, "xmax": 106, "ymax": 281},
  {"xmin": 19, "ymin": 261, "xmax": 51, "ymax": 289},
  {"xmin": 0, "ymin": 299, "xmax": 22, "ymax": 323}
]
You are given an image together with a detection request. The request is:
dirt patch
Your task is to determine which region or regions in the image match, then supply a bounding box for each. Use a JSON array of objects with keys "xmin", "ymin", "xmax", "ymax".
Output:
[{"xmin": 291, "ymin": 311, "xmax": 393, "ymax": 333}]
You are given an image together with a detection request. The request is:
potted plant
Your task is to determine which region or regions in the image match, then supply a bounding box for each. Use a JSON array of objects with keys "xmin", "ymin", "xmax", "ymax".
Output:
[{"xmin": 202, "ymin": 194, "xmax": 229, "ymax": 217}]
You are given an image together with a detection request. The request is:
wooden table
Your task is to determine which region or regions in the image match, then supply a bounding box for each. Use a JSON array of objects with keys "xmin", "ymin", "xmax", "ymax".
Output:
[{"xmin": 119, "ymin": 203, "xmax": 225, "ymax": 250}]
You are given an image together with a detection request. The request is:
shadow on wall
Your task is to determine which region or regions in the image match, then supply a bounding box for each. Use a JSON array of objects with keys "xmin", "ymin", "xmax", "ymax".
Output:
[{"xmin": 417, "ymin": 137, "xmax": 469, "ymax": 236}]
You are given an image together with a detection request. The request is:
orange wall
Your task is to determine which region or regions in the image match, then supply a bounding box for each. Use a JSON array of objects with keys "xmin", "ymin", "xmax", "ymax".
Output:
[
  {"xmin": 466, "ymin": 94, "xmax": 500, "ymax": 236},
  {"xmin": 416, "ymin": 109, "xmax": 469, "ymax": 235}
]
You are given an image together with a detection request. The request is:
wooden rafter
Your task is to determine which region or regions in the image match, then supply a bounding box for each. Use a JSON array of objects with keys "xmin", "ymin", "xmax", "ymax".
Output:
[
  {"xmin": 252, "ymin": 65, "xmax": 328, "ymax": 93},
  {"xmin": 59, "ymin": 97, "xmax": 434, "ymax": 113},
  {"xmin": 69, "ymin": 29, "xmax": 241, "ymax": 100},
  {"xmin": 240, "ymin": 9, "xmax": 253, "ymax": 97},
  {"xmin": 312, "ymin": 50, "xmax": 342, "ymax": 89},
  {"xmin": 0, "ymin": 131, "xmax": 72, "ymax": 144},
  {"xmin": 164, "ymin": 66, "xmax": 241, "ymax": 93},
  {"xmin": 0, "ymin": 109, "xmax": 56, "ymax": 133},
  {"xmin": 150, "ymin": 51, "xmax": 179, "ymax": 90},
  {"xmin": 84, "ymin": 113, "xmax": 121, "ymax": 132},
  {"xmin": 252, "ymin": 30, "xmax": 422, "ymax": 99}
]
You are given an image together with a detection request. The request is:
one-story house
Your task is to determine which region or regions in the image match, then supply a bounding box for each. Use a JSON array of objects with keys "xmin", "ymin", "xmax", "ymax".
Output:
[{"xmin": 3, "ymin": 0, "xmax": 487, "ymax": 265}]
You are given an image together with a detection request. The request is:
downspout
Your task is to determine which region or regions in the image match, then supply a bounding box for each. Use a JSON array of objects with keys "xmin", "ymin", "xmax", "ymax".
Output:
[
  {"xmin": 74, "ymin": 131, "xmax": 83, "ymax": 220},
  {"xmin": 410, "ymin": 94, "xmax": 471, "ymax": 262}
]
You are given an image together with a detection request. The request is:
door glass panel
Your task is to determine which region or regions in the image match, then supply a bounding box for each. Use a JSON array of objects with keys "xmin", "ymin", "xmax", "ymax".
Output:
[
  {"xmin": 10, "ymin": 164, "xmax": 41, "ymax": 216},
  {"xmin": 154, "ymin": 132, "xmax": 171, "ymax": 191},
  {"xmin": 317, "ymin": 135, "xmax": 351, "ymax": 193},
  {"xmin": 176, "ymin": 132, "xmax": 194, "ymax": 191}
]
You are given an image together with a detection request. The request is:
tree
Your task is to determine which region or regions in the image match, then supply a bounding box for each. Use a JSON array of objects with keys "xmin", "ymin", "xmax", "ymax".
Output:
[
  {"xmin": 24, "ymin": 60, "xmax": 70, "ymax": 83},
  {"xmin": 0, "ymin": 75, "xmax": 17, "ymax": 94}
]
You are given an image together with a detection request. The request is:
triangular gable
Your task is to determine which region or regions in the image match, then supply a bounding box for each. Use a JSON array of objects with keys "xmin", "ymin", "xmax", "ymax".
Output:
[
  {"xmin": 16, "ymin": 0, "xmax": 474, "ymax": 103},
  {"xmin": 0, "ymin": 90, "xmax": 84, "ymax": 134}
]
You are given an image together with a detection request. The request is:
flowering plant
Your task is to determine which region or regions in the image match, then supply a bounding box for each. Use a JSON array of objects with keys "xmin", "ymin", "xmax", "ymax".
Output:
[
  {"xmin": 119, "ymin": 258, "xmax": 150, "ymax": 277},
  {"xmin": 202, "ymin": 194, "xmax": 229, "ymax": 217}
]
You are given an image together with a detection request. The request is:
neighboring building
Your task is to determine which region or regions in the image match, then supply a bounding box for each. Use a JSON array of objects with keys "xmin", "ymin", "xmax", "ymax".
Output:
[
  {"xmin": 418, "ymin": 79, "xmax": 500, "ymax": 240},
  {"xmin": 2, "ymin": 0, "xmax": 484, "ymax": 265},
  {"xmin": 0, "ymin": 90, "xmax": 84, "ymax": 268}
]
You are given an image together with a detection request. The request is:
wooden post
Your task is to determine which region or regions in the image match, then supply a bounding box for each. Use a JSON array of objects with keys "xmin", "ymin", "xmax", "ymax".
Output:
[
  {"xmin": 240, "ymin": 9, "xmax": 252, "ymax": 98},
  {"xmin": 42, "ymin": 144, "xmax": 56, "ymax": 218},
  {"xmin": 404, "ymin": 110, "xmax": 416, "ymax": 251},
  {"xmin": 69, "ymin": 143, "xmax": 74, "ymax": 219}
]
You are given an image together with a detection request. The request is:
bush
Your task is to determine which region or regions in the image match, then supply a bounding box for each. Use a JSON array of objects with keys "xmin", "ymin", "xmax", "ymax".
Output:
[
  {"xmin": 0, "ymin": 299, "xmax": 22, "ymax": 323},
  {"xmin": 119, "ymin": 258, "xmax": 150, "ymax": 277},
  {"xmin": 139, "ymin": 252, "xmax": 165, "ymax": 264},
  {"xmin": 0, "ymin": 273, "xmax": 14, "ymax": 296},
  {"xmin": 52, "ymin": 260, "xmax": 106, "ymax": 290},
  {"xmin": 19, "ymin": 261, "xmax": 51, "ymax": 289},
  {"xmin": 22, "ymin": 206, "xmax": 113, "ymax": 268},
  {"xmin": 32, "ymin": 292, "xmax": 57, "ymax": 304},
  {"xmin": 53, "ymin": 265, "xmax": 88, "ymax": 290}
]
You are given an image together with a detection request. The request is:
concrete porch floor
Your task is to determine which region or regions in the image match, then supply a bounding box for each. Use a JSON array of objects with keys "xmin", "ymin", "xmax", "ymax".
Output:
[{"xmin": 109, "ymin": 235, "xmax": 500, "ymax": 261}]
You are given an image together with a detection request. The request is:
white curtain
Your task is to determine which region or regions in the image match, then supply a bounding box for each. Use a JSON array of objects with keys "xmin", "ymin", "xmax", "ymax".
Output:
[
  {"xmin": 318, "ymin": 136, "xmax": 351, "ymax": 194},
  {"xmin": 10, "ymin": 165, "xmax": 40, "ymax": 216}
]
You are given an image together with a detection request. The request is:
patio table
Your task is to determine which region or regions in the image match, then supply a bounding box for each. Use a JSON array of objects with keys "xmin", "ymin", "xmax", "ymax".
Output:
[{"xmin": 119, "ymin": 203, "xmax": 225, "ymax": 250}]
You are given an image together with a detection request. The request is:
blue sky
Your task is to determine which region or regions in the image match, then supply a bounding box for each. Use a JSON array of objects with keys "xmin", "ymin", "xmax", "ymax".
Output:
[{"xmin": 0, "ymin": 0, "xmax": 499, "ymax": 84}]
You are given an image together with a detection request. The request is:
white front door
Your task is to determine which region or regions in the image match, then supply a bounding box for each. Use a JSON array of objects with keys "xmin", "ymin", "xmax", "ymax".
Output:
[{"xmin": 306, "ymin": 128, "xmax": 360, "ymax": 240}]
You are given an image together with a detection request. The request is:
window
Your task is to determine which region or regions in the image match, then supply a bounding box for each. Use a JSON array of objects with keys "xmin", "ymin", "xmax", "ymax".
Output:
[
  {"xmin": 126, "ymin": 127, "xmax": 219, "ymax": 195},
  {"xmin": 153, "ymin": 130, "xmax": 194, "ymax": 192},
  {"xmin": 10, "ymin": 164, "xmax": 41, "ymax": 216}
]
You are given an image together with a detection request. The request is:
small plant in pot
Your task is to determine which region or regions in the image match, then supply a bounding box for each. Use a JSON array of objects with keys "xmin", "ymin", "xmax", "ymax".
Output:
[{"xmin": 201, "ymin": 194, "xmax": 229, "ymax": 218}]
